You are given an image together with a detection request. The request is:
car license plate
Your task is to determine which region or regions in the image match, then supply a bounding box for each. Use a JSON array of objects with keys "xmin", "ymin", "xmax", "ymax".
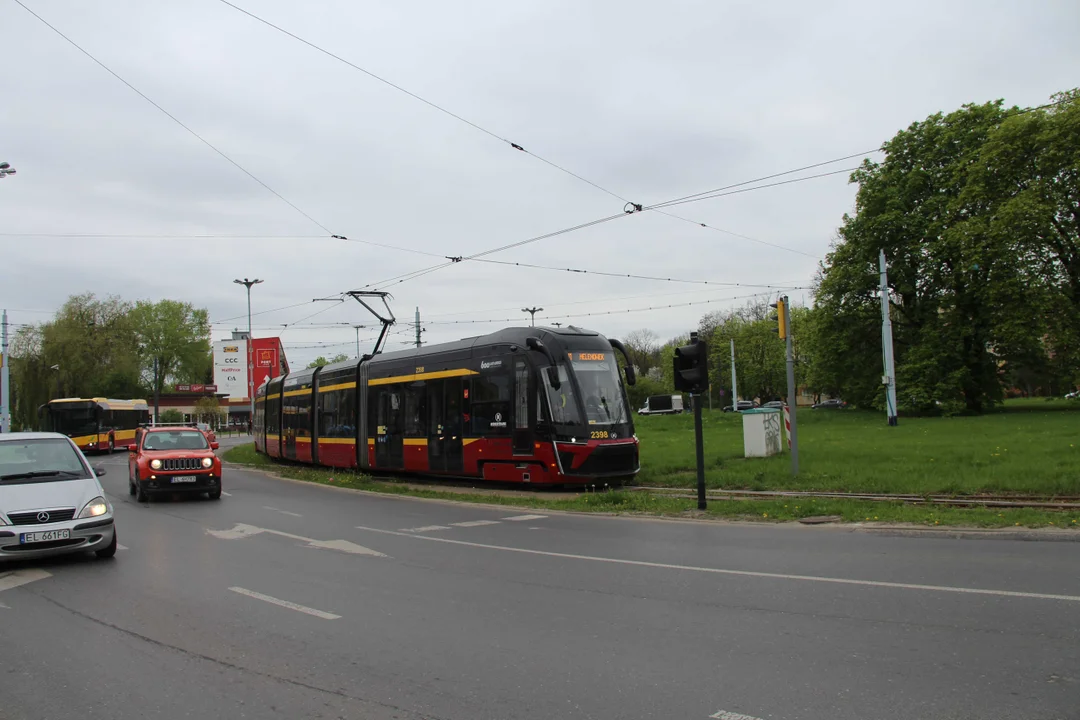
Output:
[
  {"xmin": 20, "ymin": 529, "xmax": 71, "ymax": 543},
  {"xmin": 172, "ymin": 476, "xmax": 198, "ymax": 483}
]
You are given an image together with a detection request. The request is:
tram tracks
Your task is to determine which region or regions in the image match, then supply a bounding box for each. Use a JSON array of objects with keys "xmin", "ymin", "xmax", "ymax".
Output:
[{"xmin": 624, "ymin": 486, "xmax": 1080, "ymax": 510}]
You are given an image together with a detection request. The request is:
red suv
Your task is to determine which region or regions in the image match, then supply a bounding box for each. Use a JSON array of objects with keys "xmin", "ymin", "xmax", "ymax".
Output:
[{"xmin": 129, "ymin": 426, "xmax": 223, "ymax": 501}]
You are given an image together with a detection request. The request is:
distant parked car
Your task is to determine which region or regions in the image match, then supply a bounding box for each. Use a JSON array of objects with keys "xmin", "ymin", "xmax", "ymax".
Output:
[
  {"xmin": 722, "ymin": 400, "xmax": 758, "ymax": 412},
  {"xmin": 1066, "ymin": 390, "xmax": 1079, "ymax": 400},
  {"xmin": 812, "ymin": 399, "xmax": 847, "ymax": 409},
  {"xmin": 196, "ymin": 422, "xmax": 217, "ymax": 443},
  {"xmin": 762, "ymin": 400, "xmax": 785, "ymax": 409}
]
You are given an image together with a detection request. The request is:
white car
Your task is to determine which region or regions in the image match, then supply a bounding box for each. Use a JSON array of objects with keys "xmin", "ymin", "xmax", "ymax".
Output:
[{"xmin": 0, "ymin": 432, "xmax": 117, "ymax": 561}]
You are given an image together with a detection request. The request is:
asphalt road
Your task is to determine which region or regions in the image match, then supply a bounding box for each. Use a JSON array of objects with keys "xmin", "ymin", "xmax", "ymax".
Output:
[{"xmin": 2, "ymin": 443, "xmax": 1078, "ymax": 720}]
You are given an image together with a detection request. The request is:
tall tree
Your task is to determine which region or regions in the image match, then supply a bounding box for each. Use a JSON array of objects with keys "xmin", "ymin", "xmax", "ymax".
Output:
[
  {"xmin": 130, "ymin": 300, "xmax": 211, "ymax": 401},
  {"xmin": 813, "ymin": 92, "xmax": 1080, "ymax": 413},
  {"xmin": 307, "ymin": 353, "xmax": 350, "ymax": 369}
]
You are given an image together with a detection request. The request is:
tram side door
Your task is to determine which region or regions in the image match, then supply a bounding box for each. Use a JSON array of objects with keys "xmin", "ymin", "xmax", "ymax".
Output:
[
  {"xmin": 427, "ymin": 378, "xmax": 464, "ymax": 473},
  {"xmin": 512, "ymin": 359, "xmax": 535, "ymax": 456},
  {"xmin": 375, "ymin": 388, "xmax": 405, "ymax": 469}
]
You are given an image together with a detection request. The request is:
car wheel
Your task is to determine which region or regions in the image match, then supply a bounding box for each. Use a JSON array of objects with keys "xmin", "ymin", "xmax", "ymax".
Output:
[
  {"xmin": 128, "ymin": 476, "xmax": 136, "ymax": 496},
  {"xmin": 96, "ymin": 530, "xmax": 118, "ymax": 559},
  {"xmin": 135, "ymin": 477, "xmax": 149, "ymax": 503},
  {"xmin": 207, "ymin": 488, "xmax": 222, "ymax": 500}
]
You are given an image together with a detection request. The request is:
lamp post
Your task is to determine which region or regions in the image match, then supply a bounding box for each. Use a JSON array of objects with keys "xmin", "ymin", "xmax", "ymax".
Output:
[
  {"xmin": 233, "ymin": 278, "xmax": 263, "ymax": 432},
  {"xmin": 522, "ymin": 307, "xmax": 543, "ymax": 327},
  {"xmin": 0, "ymin": 162, "xmax": 16, "ymax": 179}
]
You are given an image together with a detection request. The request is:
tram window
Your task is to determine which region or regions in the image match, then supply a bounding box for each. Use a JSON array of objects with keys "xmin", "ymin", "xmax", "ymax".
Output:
[
  {"xmin": 514, "ymin": 361, "xmax": 529, "ymax": 430},
  {"xmin": 543, "ymin": 365, "xmax": 580, "ymax": 427},
  {"xmin": 444, "ymin": 379, "xmax": 463, "ymax": 437},
  {"xmin": 471, "ymin": 374, "xmax": 511, "ymax": 435},
  {"xmin": 404, "ymin": 383, "xmax": 425, "ymax": 437}
]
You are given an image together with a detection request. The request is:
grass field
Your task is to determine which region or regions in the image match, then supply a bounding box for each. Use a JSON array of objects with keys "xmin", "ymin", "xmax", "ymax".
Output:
[
  {"xmin": 634, "ymin": 398, "xmax": 1080, "ymax": 495},
  {"xmin": 222, "ymin": 439, "xmax": 1080, "ymax": 529}
]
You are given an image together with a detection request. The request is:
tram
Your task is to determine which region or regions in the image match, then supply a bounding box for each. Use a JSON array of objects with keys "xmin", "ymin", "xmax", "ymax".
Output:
[{"xmin": 254, "ymin": 326, "xmax": 639, "ymax": 485}]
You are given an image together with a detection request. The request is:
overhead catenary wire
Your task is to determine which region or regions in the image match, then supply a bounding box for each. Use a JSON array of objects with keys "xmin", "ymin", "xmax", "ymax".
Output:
[
  {"xmin": 12, "ymin": 0, "xmax": 338, "ymax": 236},
  {"xmin": 213, "ymin": 0, "xmax": 631, "ymax": 206}
]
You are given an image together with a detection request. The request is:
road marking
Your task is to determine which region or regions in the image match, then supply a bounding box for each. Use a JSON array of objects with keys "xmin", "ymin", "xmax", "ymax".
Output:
[
  {"xmin": 228, "ymin": 587, "xmax": 340, "ymax": 620},
  {"xmin": 208, "ymin": 523, "xmax": 386, "ymax": 557},
  {"xmin": 221, "ymin": 491, "xmax": 233, "ymax": 497},
  {"xmin": 352, "ymin": 526, "xmax": 1080, "ymax": 604},
  {"xmin": 400, "ymin": 525, "xmax": 451, "ymax": 533},
  {"xmin": 502, "ymin": 514, "xmax": 548, "ymax": 521},
  {"xmin": 450, "ymin": 520, "xmax": 501, "ymax": 528},
  {"xmin": 263, "ymin": 506, "xmax": 303, "ymax": 517},
  {"xmin": 711, "ymin": 711, "xmax": 763, "ymax": 720},
  {"xmin": 117, "ymin": 544, "xmax": 130, "ymax": 551},
  {"xmin": 0, "ymin": 568, "xmax": 52, "ymax": 593}
]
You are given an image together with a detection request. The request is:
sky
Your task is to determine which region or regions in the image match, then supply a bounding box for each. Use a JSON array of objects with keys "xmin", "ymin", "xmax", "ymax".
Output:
[{"xmin": 2, "ymin": 0, "xmax": 1078, "ymax": 369}]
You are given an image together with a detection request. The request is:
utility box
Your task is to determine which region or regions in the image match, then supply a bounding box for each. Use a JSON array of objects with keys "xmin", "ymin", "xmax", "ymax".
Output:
[{"xmin": 741, "ymin": 408, "xmax": 783, "ymax": 457}]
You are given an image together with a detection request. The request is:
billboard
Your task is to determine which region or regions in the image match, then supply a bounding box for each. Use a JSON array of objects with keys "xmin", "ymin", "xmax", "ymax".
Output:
[
  {"xmin": 250, "ymin": 337, "xmax": 288, "ymax": 391},
  {"xmin": 213, "ymin": 340, "xmax": 248, "ymax": 401}
]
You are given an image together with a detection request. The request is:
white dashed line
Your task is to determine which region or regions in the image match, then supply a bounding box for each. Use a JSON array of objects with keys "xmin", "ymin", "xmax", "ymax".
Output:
[
  {"xmin": 710, "ymin": 711, "xmax": 763, "ymax": 720},
  {"xmin": 352, "ymin": 525, "xmax": 1080, "ymax": 604},
  {"xmin": 502, "ymin": 514, "xmax": 548, "ymax": 522},
  {"xmin": 263, "ymin": 506, "xmax": 303, "ymax": 517},
  {"xmin": 450, "ymin": 520, "xmax": 501, "ymax": 528},
  {"xmin": 117, "ymin": 544, "xmax": 130, "ymax": 551},
  {"xmin": 228, "ymin": 587, "xmax": 340, "ymax": 620},
  {"xmin": 221, "ymin": 491, "xmax": 232, "ymax": 497},
  {"xmin": 400, "ymin": 525, "xmax": 452, "ymax": 533}
]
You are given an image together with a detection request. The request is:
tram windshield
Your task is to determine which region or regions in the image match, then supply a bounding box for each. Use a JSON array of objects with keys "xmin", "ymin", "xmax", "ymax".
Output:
[{"xmin": 570, "ymin": 352, "xmax": 629, "ymax": 426}]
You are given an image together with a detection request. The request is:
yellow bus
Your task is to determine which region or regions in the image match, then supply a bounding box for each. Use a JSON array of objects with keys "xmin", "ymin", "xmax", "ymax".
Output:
[{"xmin": 39, "ymin": 398, "xmax": 150, "ymax": 453}]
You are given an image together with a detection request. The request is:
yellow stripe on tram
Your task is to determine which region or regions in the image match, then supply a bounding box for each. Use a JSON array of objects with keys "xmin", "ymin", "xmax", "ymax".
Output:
[
  {"xmin": 318, "ymin": 382, "xmax": 357, "ymax": 393},
  {"xmin": 367, "ymin": 368, "xmax": 478, "ymax": 386}
]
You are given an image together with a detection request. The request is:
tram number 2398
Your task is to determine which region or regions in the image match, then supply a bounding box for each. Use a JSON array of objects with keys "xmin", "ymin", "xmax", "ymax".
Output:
[{"xmin": 590, "ymin": 430, "xmax": 610, "ymax": 439}]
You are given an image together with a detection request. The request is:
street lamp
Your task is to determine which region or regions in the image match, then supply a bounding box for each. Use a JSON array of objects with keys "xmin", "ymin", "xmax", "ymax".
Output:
[
  {"xmin": 233, "ymin": 278, "xmax": 263, "ymax": 432},
  {"xmin": 49, "ymin": 364, "xmax": 61, "ymax": 400},
  {"xmin": 522, "ymin": 307, "xmax": 543, "ymax": 327},
  {"xmin": 0, "ymin": 162, "xmax": 16, "ymax": 179}
]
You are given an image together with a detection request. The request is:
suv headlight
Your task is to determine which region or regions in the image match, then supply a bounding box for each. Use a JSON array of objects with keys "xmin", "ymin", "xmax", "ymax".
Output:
[
  {"xmin": 150, "ymin": 459, "xmax": 162, "ymax": 470},
  {"xmin": 78, "ymin": 496, "xmax": 110, "ymax": 519},
  {"xmin": 202, "ymin": 457, "xmax": 213, "ymax": 468}
]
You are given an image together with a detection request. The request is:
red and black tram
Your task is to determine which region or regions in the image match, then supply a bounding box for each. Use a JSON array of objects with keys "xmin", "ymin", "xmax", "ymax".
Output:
[{"xmin": 253, "ymin": 326, "xmax": 639, "ymax": 485}]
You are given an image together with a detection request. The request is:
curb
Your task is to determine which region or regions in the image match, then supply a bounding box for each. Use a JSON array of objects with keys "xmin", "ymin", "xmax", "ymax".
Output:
[{"xmin": 856, "ymin": 524, "xmax": 1080, "ymax": 542}]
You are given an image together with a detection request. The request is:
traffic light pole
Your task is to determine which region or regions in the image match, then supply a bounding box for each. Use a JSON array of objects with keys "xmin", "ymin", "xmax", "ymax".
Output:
[
  {"xmin": 783, "ymin": 297, "xmax": 799, "ymax": 475},
  {"xmin": 693, "ymin": 391, "xmax": 706, "ymax": 510}
]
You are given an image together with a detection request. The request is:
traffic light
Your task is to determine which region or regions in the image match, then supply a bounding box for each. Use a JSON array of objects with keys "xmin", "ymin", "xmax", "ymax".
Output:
[
  {"xmin": 769, "ymin": 299, "xmax": 787, "ymax": 339},
  {"xmin": 673, "ymin": 334, "xmax": 709, "ymax": 393}
]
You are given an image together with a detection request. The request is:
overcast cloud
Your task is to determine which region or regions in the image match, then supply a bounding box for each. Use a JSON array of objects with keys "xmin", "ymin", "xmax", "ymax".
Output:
[{"xmin": 2, "ymin": 0, "xmax": 1078, "ymax": 367}]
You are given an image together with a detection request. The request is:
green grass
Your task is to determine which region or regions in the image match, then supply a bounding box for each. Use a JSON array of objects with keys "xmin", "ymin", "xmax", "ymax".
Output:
[
  {"xmin": 223, "ymin": 443, "xmax": 1080, "ymax": 529},
  {"xmin": 634, "ymin": 399, "xmax": 1080, "ymax": 496}
]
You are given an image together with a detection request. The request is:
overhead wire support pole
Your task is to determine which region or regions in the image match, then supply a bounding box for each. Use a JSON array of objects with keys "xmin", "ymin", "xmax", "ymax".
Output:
[
  {"xmin": 880, "ymin": 249, "xmax": 899, "ymax": 426},
  {"xmin": 783, "ymin": 296, "xmax": 799, "ymax": 475},
  {"xmin": 1, "ymin": 309, "xmax": 9, "ymax": 433},
  {"xmin": 415, "ymin": 307, "xmax": 422, "ymax": 348},
  {"xmin": 234, "ymin": 278, "xmax": 263, "ymax": 430}
]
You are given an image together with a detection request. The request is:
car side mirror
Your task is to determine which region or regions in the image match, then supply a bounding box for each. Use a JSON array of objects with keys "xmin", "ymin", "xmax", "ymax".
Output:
[
  {"xmin": 211, "ymin": 442, "xmax": 219, "ymax": 450},
  {"xmin": 94, "ymin": 466, "xmax": 107, "ymax": 477}
]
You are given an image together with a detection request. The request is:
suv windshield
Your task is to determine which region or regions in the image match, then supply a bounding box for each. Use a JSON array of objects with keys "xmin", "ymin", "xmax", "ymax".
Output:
[
  {"xmin": 143, "ymin": 430, "xmax": 210, "ymax": 451},
  {"xmin": 0, "ymin": 438, "xmax": 88, "ymax": 482}
]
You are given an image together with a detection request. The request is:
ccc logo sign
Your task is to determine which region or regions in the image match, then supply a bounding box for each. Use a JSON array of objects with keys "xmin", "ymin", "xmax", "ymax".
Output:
[{"xmin": 225, "ymin": 358, "xmax": 240, "ymax": 364}]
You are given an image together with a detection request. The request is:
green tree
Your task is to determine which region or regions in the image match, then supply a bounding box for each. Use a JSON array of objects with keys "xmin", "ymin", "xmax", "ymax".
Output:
[
  {"xmin": 307, "ymin": 353, "xmax": 349, "ymax": 369},
  {"xmin": 191, "ymin": 396, "xmax": 226, "ymax": 428},
  {"xmin": 130, "ymin": 300, "xmax": 211, "ymax": 400},
  {"xmin": 159, "ymin": 409, "xmax": 184, "ymax": 424},
  {"xmin": 813, "ymin": 92, "xmax": 1080, "ymax": 413}
]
